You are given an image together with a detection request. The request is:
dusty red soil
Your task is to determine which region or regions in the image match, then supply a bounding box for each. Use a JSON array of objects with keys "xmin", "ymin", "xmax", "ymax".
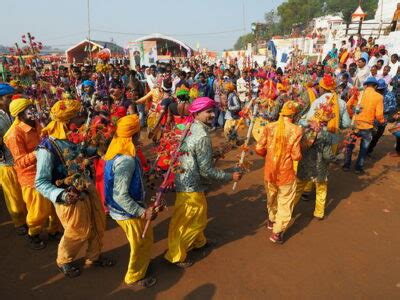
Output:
[{"xmin": 0, "ymin": 130, "xmax": 399, "ymax": 299}]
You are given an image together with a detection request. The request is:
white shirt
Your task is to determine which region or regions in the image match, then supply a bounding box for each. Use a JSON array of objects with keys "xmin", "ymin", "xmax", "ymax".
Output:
[
  {"xmin": 381, "ymin": 54, "xmax": 389, "ymax": 66},
  {"xmin": 355, "ymin": 66, "xmax": 370, "ymax": 87},
  {"xmin": 389, "ymin": 61, "xmax": 399, "ymax": 77},
  {"xmin": 146, "ymin": 74, "xmax": 157, "ymax": 90},
  {"xmin": 236, "ymin": 77, "xmax": 249, "ymax": 102},
  {"xmin": 367, "ymin": 56, "xmax": 378, "ymax": 68}
]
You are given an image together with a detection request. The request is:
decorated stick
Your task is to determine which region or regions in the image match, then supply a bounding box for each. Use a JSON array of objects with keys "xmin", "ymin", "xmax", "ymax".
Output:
[
  {"xmin": 232, "ymin": 100, "xmax": 259, "ymax": 191},
  {"xmin": 141, "ymin": 122, "xmax": 192, "ymax": 238},
  {"xmin": 14, "ymin": 43, "xmax": 25, "ymax": 67},
  {"xmin": 228, "ymin": 97, "xmax": 255, "ymax": 142}
]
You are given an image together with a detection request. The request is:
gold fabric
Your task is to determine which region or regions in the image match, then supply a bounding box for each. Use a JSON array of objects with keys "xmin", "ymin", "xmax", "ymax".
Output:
[
  {"xmin": 117, "ymin": 218, "xmax": 153, "ymax": 284},
  {"xmin": 55, "ymin": 187, "xmax": 105, "ymax": 266},
  {"xmin": 165, "ymin": 192, "xmax": 208, "ymax": 263},
  {"xmin": 265, "ymin": 180, "xmax": 297, "ymax": 234},
  {"xmin": 21, "ymin": 186, "xmax": 61, "ymax": 235},
  {"xmin": 0, "ymin": 165, "xmax": 27, "ymax": 227}
]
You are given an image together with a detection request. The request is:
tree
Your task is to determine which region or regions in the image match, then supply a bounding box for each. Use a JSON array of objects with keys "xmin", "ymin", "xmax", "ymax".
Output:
[
  {"xmin": 233, "ymin": 33, "xmax": 255, "ymax": 50},
  {"xmin": 325, "ymin": 0, "xmax": 378, "ymax": 22},
  {"xmin": 232, "ymin": 0, "xmax": 379, "ymax": 48}
]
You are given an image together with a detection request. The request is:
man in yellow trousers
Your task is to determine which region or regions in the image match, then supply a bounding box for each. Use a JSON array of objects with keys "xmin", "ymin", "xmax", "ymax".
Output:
[
  {"xmin": 165, "ymin": 97, "xmax": 241, "ymax": 267},
  {"xmin": 35, "ymin": 100, "xmax": 114, "ymax": 278},
  {"xmin": 104, "ymin": 114, "xmax": 157, "ymax": 288},
  {"xmin": 256, "ymin": 101, "xmax": 302, "ymax": 244},
  {"xmin": 5, "ymin": 98, "xmax": 62, "ymax": 249},
  {"xmin": 0, "ymin": 84, "xmax": 27, "ymax": 235}
]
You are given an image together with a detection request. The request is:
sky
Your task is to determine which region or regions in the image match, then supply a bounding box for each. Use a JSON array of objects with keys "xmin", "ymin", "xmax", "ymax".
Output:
[{"xmin": 2, "ymin": 0, "xmax": 284, "ymax": 51}]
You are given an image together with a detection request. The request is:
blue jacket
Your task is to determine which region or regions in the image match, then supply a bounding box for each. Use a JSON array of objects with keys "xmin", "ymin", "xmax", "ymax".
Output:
[{"xmin": 104, "ymin": 155, "xmax": 146, "ymax": 220}]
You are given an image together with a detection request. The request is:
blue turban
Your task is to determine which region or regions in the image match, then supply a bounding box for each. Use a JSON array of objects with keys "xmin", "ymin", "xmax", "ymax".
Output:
[
  {"xmin": 0, "ymin": 83, "xmax": 15, "ymax": 96},
  {"xmin": 82, "ymin": 80, "xmax": 95, "ymax": 87}
]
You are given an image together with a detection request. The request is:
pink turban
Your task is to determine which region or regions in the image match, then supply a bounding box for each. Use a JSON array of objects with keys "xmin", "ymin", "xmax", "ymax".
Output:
[
  {"xmin": 188, "ymin": 97, "xmax": 216, "ymax": 114},
  {"xmin": 256, "ymin": 71, "xmax": 267, "ymax": 79}
]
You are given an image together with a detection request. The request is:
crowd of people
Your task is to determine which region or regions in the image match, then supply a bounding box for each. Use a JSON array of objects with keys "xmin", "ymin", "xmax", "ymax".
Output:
[{"xmin": 0, "ymin": 35, "xmax": 399, "ymax": 288}]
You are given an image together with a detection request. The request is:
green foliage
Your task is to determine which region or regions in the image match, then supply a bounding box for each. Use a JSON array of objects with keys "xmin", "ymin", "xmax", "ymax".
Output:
[
  {"xmin": 233, "ymin": 33, "xmax": 255, "ymax": 50},
  {"xmin": 325, "ymin": 0, "xmax": 378, "ymax": 22},
  {"xmin": 233, "ymin": 0, "xmax": 379, "ymax": 49}
]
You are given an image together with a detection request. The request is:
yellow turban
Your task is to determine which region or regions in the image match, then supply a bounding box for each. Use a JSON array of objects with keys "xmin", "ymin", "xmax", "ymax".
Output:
[
  {"xmin": 3, "ymin": 98, "xmax": 33, "ymax": 141},
  {"xmin": 10, "ymin": 98, "xmax": 33, "ymax": 117},
  {"xmin": 280, "ymin": 100, "xmax": 298, "ymax": 117},
  {"xmin": 41, "ymin": 100, "xmax": 82, "ymax": 139},
  {"xmin": 9, "ymin": 80, "xmax": 21, "ymax": 88},
  {"xmin": 104, "ymin": 114, "xmax": 140, "ymax": 160}
]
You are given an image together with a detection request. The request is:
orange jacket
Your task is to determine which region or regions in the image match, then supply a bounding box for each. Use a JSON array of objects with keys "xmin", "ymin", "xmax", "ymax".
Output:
[
  {"xmin": 354, "ymin": 87, "xmax": 384, "ymax": 130},
  {"xmin": 5, "ymin": 122, "xmax": 41, "ymax": 187},
  {"xmin": 255, "ymin": 119, "xmax": 302, "ymax": 186}
]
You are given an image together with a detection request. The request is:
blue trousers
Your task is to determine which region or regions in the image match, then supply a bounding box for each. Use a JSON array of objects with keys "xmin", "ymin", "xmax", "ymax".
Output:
[{"xmin": 343, "ymin": 129, "xmax": 373, "ymax": 171}]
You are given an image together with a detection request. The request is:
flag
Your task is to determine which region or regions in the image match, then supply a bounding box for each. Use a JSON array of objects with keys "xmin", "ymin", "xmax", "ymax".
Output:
[
  {"xmin": 267, "ymin": 40, "xmax": 277, "ymax": 59},
  {"xmin": 140, "ymin": 42, "xmax": 144, "ymax": 61},
  {"xmin": 196, "ymin": 41, "xmax": 200, "ymax": 49}
]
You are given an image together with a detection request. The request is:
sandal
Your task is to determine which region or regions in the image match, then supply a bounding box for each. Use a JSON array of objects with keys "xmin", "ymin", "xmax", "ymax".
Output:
[
  {"xmin": 57, "ymin": 264, "xmax": 81, "ymax": 278},
  {"xmin": 175, "ymin": 259, "xmax": 194, "ymax": 268},
  {"xmin": 15, "ymin": 224, "xmax": 28, "ymax": 236},
  {"xmin": 48, "ymin": 231, "xmax": 64, "ymax": 242},
  {"xmin": 88, "ymin": 256, "xmax": 116, "ymax": 267},
  {"xmin": 136, "ymin": 276, "xmax": 157, "ymax": 288},
  {"xmin": 29, "ymin": 235, "xmax": 47, "ymax": 250}
]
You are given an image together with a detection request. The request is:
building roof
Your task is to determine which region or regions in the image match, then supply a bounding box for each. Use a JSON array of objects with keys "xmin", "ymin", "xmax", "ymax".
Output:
[
  {"xmin": 65, "ymin": 39, "xmax": 124, "ymax": 54},
  {"xmin": 134, "ymin": 33, "xmax": 194, "ymax": 53}
]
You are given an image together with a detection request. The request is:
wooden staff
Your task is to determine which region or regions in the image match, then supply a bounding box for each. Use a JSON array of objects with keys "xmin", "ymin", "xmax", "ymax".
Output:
[
  {"xmin": 232, "ymin": 101, "xmax": 259, "ymax": 191},
  {"xmin": 142, "ymin": 122, "xmax": 192, "ymax": 238}
]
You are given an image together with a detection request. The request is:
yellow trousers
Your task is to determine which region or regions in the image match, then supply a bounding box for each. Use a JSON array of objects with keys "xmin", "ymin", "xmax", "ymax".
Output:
[
  {"xmin": 295, "ymin": 180, "xmax": 328, "ymax": 218},
  {"xmin": 117, "ymin": 218, "xmax": 153, "ymax": 284},
  {"xmin": 0, "ymin": 165, "xmax": 26, "ymax": 227},
  {"xmin": 304, "ymin": 181, "xmax": 314, "ymax": 193},
  {"xmin": 165, "ymin": 192, "xmax": 207, "ymax": 263},
  {"xmin": 224, "ymin": 119, "xmax": 238, "ymax": 138},
  {"xmin": 266, "ymin": 181, "xmax": 297, "ymax": 234},
  {"xmin": 55, "ymin": 187, "xmax": 105, "ymax": 266},
  {"xmin": 21, "ymin": 186, "xmax": 60, "ymax": 235}
]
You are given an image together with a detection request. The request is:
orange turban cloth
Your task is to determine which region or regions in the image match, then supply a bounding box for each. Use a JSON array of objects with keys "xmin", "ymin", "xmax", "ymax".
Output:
[
  {"xmin": 319, "ymin": 74, "xmax": 336, "ymax": 91},
  {"xmin": 317, "ymin": 74, "xmax": 340, "ymax": 133},
  {"xmin": 272, "ymin": 100, "xmax": 299, "ymax": 167},
  {"xmin": 104, "ymin": 114, "xmax": 140, "ymax": 160},
  {"xmin": 3, "ymin": 98, "xmax": 33, "ymax": 140},
  {"xmin": 41, "ymin": 100, "xmax": 82, "ymax": 139},
  {"xmin": 223, "ymin": 81, "xmax": 235, "ymax": 92}
]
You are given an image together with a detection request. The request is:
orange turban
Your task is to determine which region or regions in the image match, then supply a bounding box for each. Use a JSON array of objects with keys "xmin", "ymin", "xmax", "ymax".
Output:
[
  {"xmin": 280, "ymin": 100, "xmax": 298, "ymax": 116},
  {"xmin": 319, "ymin": 74, "xmax": 336, "ymax": 91},
  {"xmin": 272, "ymin": 100, "xmax": 299, "ymax": 168},
  {"xmin": 41, "ymin": 100, "xmax": 82, "ymax": 139},
  {"xmin": 223, "ymin": 81, "xmax": 235, "ymax": 92},
  {"xmin": 104, "ymin": 114, "xmax": 140, "ymax": 160}
]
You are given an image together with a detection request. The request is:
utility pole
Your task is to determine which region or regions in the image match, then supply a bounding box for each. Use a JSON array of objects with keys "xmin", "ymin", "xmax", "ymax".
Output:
[
  {"xmin": 242, "ymin": 0, "xmax": 246, "ymax": 35},
  {"xmin": 87, "ymin": 0, "xmax": 92, "ymax": 64}
]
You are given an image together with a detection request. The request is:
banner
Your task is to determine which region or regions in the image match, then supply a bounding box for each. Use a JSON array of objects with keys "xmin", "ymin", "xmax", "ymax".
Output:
[{"xmin": 128, "ymin": 41, "xmax": 157, "ymax": 69}]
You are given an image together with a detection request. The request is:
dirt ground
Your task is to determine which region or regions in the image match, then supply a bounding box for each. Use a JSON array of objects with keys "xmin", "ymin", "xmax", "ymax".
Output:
[{"xmin": 0, "ymin": 130, "xmax": 399, "ymax": 299}]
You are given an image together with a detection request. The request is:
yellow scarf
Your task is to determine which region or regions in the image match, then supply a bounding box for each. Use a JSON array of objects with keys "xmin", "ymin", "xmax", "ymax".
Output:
[
  {"xmin": 327, "ymin": 92, "xmax": 340, "ymax": 133},
  {"xmin": 41, "ymin": 100, "xmax": 82, "ymax": 139},
  {"xmin": 307, "ymin": 87, "xmax": 317, "ymax": 104},
  {"xmin": 104, "ymin": 114, "xmax": 140, "ymax": 160}
]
